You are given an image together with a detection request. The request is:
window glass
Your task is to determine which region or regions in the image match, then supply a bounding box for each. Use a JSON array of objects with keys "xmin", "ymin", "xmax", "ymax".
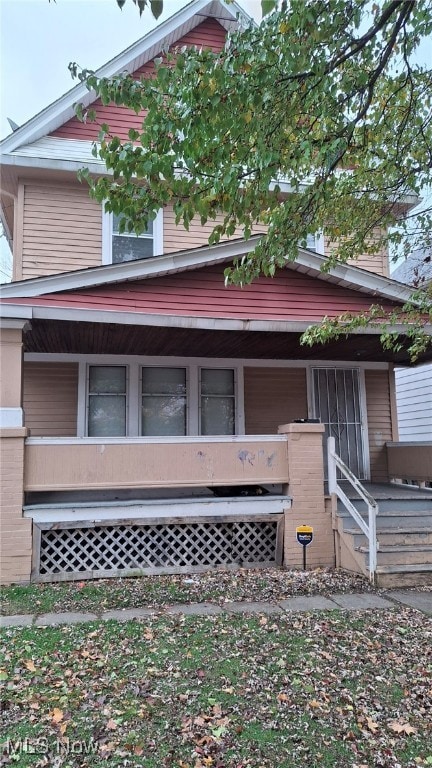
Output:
[
  {"xmin": 89, "ymin": 366, "xmax": 126, "ymax": 394},
  {"xmin": 201, "ymin": 397, "xmax": 235, "ymax": 435},
  {"xmin": 200, "ymin": 369, "xmax": 235, "ymax": 435},
  {"xmin": 201, "ymin": 368, "xmax": 234, "ymax": 396},
  {"xmin": 112, "ymin": 213, "xmax": 154, "ymax": 263},
  {"xmin": 141, "ymin": 367, "xmax": 187, "ymax": 436},
  {"xmin": 88, "ymin": 366, "xmax": 127, "ymax": 436}
]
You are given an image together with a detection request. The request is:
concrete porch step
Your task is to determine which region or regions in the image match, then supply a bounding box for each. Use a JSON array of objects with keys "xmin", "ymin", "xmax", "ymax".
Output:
[
  {"xmin": 358, "ymin": 544, "xmax": 432, "ymax": 567},
  {"xmin": 335, "ymin": 492, "xmax": 432, "ymax": 586},
  {"xmin": 345, "ymin": 528, "xmax": 432, "ymax": 547},
  {"xmin": 338, "ymin": 508, "xmax": 432, "ymax": 531},
  {"xmin": 375, "ymin": 563, "xmax": 432, "ymax": 588}
]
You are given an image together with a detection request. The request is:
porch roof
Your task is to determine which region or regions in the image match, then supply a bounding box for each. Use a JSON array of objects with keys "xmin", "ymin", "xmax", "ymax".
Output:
[
  {"xmin": 19, "ymin": 317, "xmax": 432, "ymax": 365},
  {"xmin": 0, "ymin": 235, "xmax": 417, "ymax": 303},
  {"xmin": 2, "ymin": 238, "xmax": 431, "ymax": 364}
]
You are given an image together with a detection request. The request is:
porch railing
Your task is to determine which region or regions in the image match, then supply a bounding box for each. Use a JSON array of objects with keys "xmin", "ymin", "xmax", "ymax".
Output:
[
  {"xmin": 327, "ymin": 436, "xmax": 378, "ymax": 583},
  {"xmin": 24, "ymin": 435, "xmax": 290, "ymax": 492}
]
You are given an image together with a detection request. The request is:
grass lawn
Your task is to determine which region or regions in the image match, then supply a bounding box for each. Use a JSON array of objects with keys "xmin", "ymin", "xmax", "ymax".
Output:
[
  {"xmin": 1, "ymin": 609, "xmax": 431, "ymax": 767},
  {"xmin": 0, "ymin": 568, "xmax": 374, "ymax": 617}
]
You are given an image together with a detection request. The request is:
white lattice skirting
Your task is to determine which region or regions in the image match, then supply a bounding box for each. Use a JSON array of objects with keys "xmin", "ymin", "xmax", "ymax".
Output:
[{"xmin": 32, "ymin": 516, "xmax": 284, "ymax": 582}]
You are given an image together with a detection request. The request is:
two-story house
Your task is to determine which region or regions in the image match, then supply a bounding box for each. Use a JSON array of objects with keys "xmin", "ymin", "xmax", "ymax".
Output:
[{"xmin": 1, "ymin": 0, "xmax": 431, "ymax": 587}]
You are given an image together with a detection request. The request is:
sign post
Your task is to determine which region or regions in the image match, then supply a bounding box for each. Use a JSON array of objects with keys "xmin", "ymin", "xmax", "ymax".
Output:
[{"xmin": 296, "ymin": 525, "xmax": 314, "ymax": 570}]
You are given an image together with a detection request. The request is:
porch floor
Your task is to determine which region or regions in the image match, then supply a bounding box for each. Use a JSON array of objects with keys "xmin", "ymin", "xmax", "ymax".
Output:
[{"xmin": 338, "ymin": 481, "xmax": 432, "ymax": 501}]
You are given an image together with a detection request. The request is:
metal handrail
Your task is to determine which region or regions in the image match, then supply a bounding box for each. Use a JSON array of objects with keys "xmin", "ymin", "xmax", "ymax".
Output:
[{"xmin": 327, "ymin": 436, "xmax": 378, "ymax": 583}]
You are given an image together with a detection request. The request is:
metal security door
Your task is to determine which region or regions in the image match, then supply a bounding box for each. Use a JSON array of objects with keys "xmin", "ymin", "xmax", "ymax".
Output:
[{"xmin": 312, "ymin": 367, "xmax": 366, "ymax": 479}]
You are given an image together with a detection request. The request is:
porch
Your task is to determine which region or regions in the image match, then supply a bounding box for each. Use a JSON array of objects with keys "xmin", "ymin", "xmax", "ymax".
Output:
[{"xmin": 19, "ymin": 426, "xmax": 325, "ymax": 582}]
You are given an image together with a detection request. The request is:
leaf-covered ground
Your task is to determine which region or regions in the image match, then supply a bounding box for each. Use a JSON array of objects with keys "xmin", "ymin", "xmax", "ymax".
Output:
[
  {"xmin": 1, "ymin": 609, "xmax": 431, "ymax": 767},
  {"xmin": 0, "ymin": 568, "xmax": 376, "ymax": 616}
]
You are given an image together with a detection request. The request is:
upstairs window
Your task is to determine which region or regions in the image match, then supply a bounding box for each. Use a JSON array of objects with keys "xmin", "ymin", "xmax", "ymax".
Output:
[
  {"xmin": 305, "ymin": 232, "xmax": 325, "ymax": 254},
  {"xmin": 102, "ymin": 210, "xmax": 163, "ymax": 265}
]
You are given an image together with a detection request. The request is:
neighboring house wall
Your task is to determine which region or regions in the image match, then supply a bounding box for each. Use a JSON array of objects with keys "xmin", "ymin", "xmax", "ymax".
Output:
[
  {"xmin": 365, "ymin": 368, "xmax": 394, "ymax": 482},
  {"xmin": 23, "ymin": 362, "xmax": 79, "ymax": 436},
  {"xmin": 392, "ymin": 250, "xmax": 432, "ymax": 441},
  {"xmin": 395, "ymin": 365, "xmax": 432, "ymax": 440}
]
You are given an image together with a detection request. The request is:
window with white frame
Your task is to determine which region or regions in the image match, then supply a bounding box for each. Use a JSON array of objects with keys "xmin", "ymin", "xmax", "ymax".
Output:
[
  {"xmin": 200, "ymin": 368, "xmax": 235, "ymax": 435},
  {"xmin": 141, "ymin": 367, "xmax": 187, "ymax": 436},
  {"xmin": 85, "ymin": 364, "xmax": 237, "ymax": 437},
  {"xmin": 87, "ymin": 365, "xmax": 127, "ymax": 437},
  {"xmin": 305, "ymin": 232, "xmax": 325, "ymax": 254},
  {"xmin": 102, "ymin": 210, "xmax": 163, "ymax": 265}
]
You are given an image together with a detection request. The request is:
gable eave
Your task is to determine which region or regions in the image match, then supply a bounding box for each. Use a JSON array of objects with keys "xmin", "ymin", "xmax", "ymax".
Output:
[
  {"xmin": 0, "ymin": 0, "xmax": 251, "ymax": 157},
  {"xmin": 0, "ymin": 234, "xmax": 417, "ymax": 306}
]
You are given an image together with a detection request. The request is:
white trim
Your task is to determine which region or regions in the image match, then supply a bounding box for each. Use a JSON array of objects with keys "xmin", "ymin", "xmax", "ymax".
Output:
[
  {"xmin": 25, "ymin": 434, "xmax": 287, "ymax": 446},
  {"xmin": 237, "ymin": 365, "xmax": 245, "ymax": 434},
  {"xmin": 76, "ymin": 361, "xmax": 86, "ymax": 437},
  {"xmin": 359, "ymin": 368, "xmax": 371, "ymax": 481},
  {"xmin": 24, "ymin": 352, "xmax": 391, "ymax": 371},
  {"xmin": 102, "ymin": 208, "xmax": 164, "ymax": 265},
  {"xmin": 0, "ymin": 407, "xmax": 24, "ymax": 428},
  {"xmin": 0, "ymin": 237, "xmax": 257, "ymax": 297},
  {"xmin": 24, "ymin": 496, "xmax": 290, "ymax": 524},
  {"xmin": 5, "ymin": 304, "xmax": 429, "ymax": 339}
]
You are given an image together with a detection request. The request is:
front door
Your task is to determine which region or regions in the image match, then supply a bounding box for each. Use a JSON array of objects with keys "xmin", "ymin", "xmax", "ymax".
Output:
[{"xmin": 312, "ymin": 367, "xmax": 367, "ymax": 479}]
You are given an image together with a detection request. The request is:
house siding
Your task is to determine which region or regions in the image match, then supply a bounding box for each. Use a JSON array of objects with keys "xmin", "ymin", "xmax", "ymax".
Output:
[
  {"xmin": 244, "ymin": 368, "xmax": 307, "ymax": 433},
  {"xmin": 365, "ymin": 369, "xmax": 394, "ymax": 481},
  {"xmin": 325, "ymin": 231, "xmax": 389, "ymax": 277},
  {"xmin": 51, "ymin": 19, "xmax": 227, "ymax": 142},
  {"xmin": 21, "ymin": 183, "xmax": 102, "ymax": 278},
  {"xmin": 8, "ymin": 266, "xmax": 399, "ymax": 321},
  {"xmin": 23, "ymin": 362, "xmax": 79, "ymax": 436},
  {"xmin": 163, "ymin": 204, "xmax": 267, "ymax": 253},
  {"xmin": 395, "ymin": 364, "xmax": 432, "ymax": 440}
]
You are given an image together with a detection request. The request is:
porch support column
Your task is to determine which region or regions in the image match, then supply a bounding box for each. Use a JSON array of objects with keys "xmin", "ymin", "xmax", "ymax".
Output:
[
  {"xmin": 278, "ymin": 422, "xmax": 334, "ymax": 569},
  {"xmin": 0, "ymin": 320, "xmax": 32, "ymax": 584}
]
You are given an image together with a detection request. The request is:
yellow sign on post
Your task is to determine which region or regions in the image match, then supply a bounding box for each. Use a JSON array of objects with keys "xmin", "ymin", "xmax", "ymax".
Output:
[{"xmin": 296, "ymin": 525, "xmax": 314, "ymax": 570}]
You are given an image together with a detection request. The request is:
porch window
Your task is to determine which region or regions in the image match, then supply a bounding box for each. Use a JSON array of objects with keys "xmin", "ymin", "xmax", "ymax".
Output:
[
  {"xmin": 83, "ymin": 363, "xmax": 238, "ymax": 437},
  {"xmin": 87, "ymin": 366, "xmax": 127, "ymax": 437},
  {"xmin": 102, "ymin": 210, "xmax": 163, "ymax": 264},
  {"xmin": 141, "ymin": 367, "xmax": 187, "ymax": 436},
  {"xmin": 200, "ymin": 368, "xmax": 235, "ymax": 435}
]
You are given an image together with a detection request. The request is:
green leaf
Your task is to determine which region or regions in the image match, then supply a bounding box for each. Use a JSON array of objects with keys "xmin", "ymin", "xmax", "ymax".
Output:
[
  {"xmin": 150, "ymin": 0, "xmax": 163, "ymax": 19},
  {"xmin": 261, "ymin": 0, "xmax": 277, "ymax": 16}
]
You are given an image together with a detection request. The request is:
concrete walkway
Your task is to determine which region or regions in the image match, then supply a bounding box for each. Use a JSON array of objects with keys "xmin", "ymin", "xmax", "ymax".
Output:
[{"xmin": 1, "ymin": 590, "xmax": 431, "ymax": 628}]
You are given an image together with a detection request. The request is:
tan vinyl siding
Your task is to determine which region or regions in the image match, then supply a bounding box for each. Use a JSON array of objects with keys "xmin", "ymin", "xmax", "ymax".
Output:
[
  {"xmin": 23, "ymin": 362, "xmax": 79, "ymax": 437},
  {"xmin": 365, "ymin": 369, "xmax": 393, "ymax": 482},
  {"xmin": 244, "ymin": 368, "xmax": 307, "ymax": 434},
  {"xmin": 21, "ymin": 183, "xmax": 102, "ymax": 278},
  {"xmin": 325, "ymin": 229, "xmax": 389, "ymax": 277},
  {"xmin": 163, "ymin": 204, "xmax": 267, "ymax": 254}
]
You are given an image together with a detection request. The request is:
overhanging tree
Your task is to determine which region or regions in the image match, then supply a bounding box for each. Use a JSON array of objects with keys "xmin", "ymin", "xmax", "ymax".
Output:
[{"xmin": 74, "ymin": 0, "xmax": 432, "ymax": 357}]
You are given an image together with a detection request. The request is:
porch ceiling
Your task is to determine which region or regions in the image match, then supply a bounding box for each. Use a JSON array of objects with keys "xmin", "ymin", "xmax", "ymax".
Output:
[{"xmin": 23, "ymin": 319, "xmax": 431, "ymax": 365}]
